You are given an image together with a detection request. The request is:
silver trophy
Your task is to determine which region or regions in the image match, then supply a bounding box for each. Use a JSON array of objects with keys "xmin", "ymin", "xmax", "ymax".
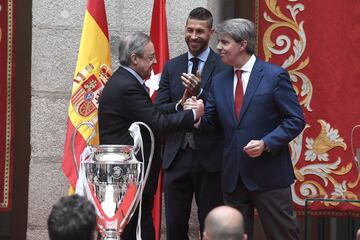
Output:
[{"xmin": 72, "ymin": 122, "xmax": 154, "ymax": 240}]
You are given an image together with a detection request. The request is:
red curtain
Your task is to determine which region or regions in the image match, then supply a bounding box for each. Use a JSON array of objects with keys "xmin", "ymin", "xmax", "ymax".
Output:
[{"xmin": 254, "ymin": 0, "xmax": 360, "ymax": 216}]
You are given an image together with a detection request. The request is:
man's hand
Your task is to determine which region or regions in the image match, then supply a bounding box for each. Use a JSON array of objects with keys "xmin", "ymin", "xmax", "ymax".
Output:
[
  {"xmin": 243, "ymin": 140, "xmax": 265, "ymax": 158},
  {"xmin": 180, "ymin": 89, "xmax": 191, "ymax": 107},
  {"xmin": 183, "ymin": 96, "xmax": 197, "ymax": 110},
  {"xmin": 183, "ymin": 96, "xmax": 204, "ymax": 121},
  {"xmin": 181, "ymin": 72, "xmax": 201, "ymax": 96}
]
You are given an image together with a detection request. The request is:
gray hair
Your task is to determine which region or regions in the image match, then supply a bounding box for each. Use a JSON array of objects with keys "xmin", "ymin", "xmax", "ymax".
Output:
[
  {"xmin": 216, "ymin": 18, "xmax": 256, "ymax": 55},
  {"xmin": 118, "ymin": 32, "xmax": 151, "ymax": 66}
]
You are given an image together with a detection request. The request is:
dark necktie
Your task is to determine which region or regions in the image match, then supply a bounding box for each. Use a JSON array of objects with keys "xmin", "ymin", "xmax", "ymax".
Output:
[
  {"xmin": 234, "ymin": 70, "xmax": 243, "ymax": 121},
  {"xmin": 190, "ymin": 57, "xmax": 200, "ymax": 75}
]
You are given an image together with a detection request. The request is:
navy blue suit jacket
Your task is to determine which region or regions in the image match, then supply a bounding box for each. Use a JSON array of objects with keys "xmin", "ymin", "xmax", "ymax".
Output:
[
  {"xmin": 156, "ymin": 49, "xmax": 227, "ymax": 171},
  {"xmin": 202, "ymin": 58, "xmax": 305, "ymax": 192}
]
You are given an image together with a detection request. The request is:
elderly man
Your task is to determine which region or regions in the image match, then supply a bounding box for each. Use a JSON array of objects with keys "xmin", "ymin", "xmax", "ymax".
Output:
[{"xmin": 98, "ymin": 32, "xmax": 204, "ymax": 240}]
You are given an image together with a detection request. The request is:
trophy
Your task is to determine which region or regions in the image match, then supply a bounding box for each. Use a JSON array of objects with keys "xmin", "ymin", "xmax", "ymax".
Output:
[{"xmin": 72, "ymin": 122, "xmax": 154, "ymax": 240}]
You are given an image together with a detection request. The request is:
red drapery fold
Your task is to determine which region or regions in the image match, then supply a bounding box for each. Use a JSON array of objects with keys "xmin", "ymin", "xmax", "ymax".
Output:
[
  {"xmin": 254, "ymin": 0, "xmax": 360, "ymax": 216},
  {"xmin": 148, "ymin": 0, "xmax": 169, "ymax": 239}
]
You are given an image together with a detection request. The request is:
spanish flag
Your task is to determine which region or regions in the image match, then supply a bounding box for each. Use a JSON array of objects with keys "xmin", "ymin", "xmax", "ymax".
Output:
[{"xmin": 62, "ymin": 0, "xmax": 112, "ymax": 191}]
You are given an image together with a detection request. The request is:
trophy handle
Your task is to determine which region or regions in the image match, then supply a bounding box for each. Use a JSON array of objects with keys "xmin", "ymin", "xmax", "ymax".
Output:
[
  {"xmin": 71, "ymin": 122, "xmax": 96, "ymax": 176},
  {"xmin": 120, "ymin": 122, "xmax": 155, "ymax": 230},
  {"xmin": 133, "ymin": 121, "xmax": 155, "ymax": 194}
]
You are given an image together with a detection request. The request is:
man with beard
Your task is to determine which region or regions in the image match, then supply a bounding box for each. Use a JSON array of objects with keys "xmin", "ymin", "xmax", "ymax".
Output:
[{"xmin": 156, "ymin": 7, "xmax": 227, "ymax": 240}]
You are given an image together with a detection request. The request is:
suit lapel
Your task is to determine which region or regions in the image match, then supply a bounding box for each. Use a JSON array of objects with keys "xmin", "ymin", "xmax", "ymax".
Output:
[
  {"xmin": 200, "ymin": 49, "xmax": 217, "ymax": 88},
  {"xmin": 176, "ymin": 54, "xmax": 189, "ymax": 92},
  {"xmin": 238, "ymin": 58, "xmax": 264, "ymax": 124},
  {"xmin": 220, "ymin": 68, "xmax": 237, "ymax": 122}
]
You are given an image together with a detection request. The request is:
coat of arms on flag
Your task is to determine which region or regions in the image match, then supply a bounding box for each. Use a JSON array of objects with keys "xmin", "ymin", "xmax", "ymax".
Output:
[{"xmin": 71, "ymin": 64, "xmax": 112, "ymax": 118}]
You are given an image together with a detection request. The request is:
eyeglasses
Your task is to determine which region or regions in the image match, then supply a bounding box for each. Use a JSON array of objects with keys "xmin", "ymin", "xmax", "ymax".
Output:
[
  {"xmin": 134, "ymin": 53, "xmax": 157, "ymax": 63},
  {"xmin": 145, "ymin": 54, "xmax": 156, "ymax": 62}
]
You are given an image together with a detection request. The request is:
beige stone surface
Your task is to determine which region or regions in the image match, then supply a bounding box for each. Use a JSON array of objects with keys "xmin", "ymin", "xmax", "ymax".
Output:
[{"xmin": 28, "ymin": 1, "xmax": 231, "ymax": 239}]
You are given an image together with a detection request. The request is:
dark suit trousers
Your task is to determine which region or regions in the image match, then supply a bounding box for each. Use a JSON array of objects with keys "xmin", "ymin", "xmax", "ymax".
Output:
[
  {"xmin": 121, "ymin": 190, "xmax": 155, "ymax": 240},
  {"xmin": 223, "ymin": 178, "xmax": 299, "ymax": 240},
  {"xmin": 164, "ymin": 148, "xmax": 223, "ymax": 240}
]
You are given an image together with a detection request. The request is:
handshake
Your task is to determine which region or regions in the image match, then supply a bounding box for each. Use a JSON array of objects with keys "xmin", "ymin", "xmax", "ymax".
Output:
[{"xmin": 182, "ymin": 96, "xmax": 204, "ymax": 122}]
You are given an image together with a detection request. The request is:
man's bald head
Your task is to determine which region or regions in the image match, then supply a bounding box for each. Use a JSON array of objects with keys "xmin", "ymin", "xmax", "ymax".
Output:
[{"xmin": 203, "ymin": 206, "xmax": 246, "ymax": 240}]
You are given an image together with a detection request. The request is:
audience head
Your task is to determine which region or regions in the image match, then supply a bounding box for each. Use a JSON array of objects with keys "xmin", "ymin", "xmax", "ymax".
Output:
[
  {"xmin": 203, "ymin": 205, "xmax": 247, "ymax": 240},
  {"xmin": 47, "ymin": 194, "xmax": 97, "ymax": 240}
]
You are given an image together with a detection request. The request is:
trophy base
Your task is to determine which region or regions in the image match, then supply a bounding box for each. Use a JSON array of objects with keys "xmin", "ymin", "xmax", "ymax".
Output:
[{"xmin": 98, "ymin": 229, "xmax": 121, "ymax": 240}]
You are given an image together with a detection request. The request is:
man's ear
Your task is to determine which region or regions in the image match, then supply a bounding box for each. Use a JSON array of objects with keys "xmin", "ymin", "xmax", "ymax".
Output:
[
  {"xmin": 130, "ymin": 53, "xmax": 138, "ymax": 65},
  {"xmin": 239, "ymin": 40, "xmax": 248, "ymax": 51}
]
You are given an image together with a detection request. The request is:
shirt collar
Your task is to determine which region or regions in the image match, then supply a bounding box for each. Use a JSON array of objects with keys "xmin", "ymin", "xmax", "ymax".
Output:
[
  {"xmin": 234, "ymin": 54, "xmax": 256, "ymax": 73},
  {"xmin": 187, "ymin": 47, "xmax": 210, "ymax": 62},
  {"xmin": 122, "ymin": 65, "xmax": 145, "ymax": 85}
]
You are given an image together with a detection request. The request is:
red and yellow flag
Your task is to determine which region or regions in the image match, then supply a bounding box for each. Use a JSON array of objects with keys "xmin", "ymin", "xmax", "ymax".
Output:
[
  {"xmin": 148, "ymin": 0, "xmax": 169, "ymax": 239},
  {"xmin": 62, "ymin": 0, "xmax": 112, "ymax": 191}
]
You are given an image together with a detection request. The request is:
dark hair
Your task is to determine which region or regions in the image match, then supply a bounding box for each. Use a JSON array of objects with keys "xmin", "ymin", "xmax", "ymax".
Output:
[
  {"xmin": 48, "ymin": 195, "xmax": 97, "ymax": 240},
  {"xmin": 187, "ymin": 7, "xmax": 213, "ymax": 28}
]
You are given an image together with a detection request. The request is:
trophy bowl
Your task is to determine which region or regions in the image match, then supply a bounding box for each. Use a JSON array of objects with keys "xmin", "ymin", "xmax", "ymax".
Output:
[
  {"xmin": 83, "ymin": 145, "xmax": 143, "ymax": 240},
  {"xmin": 73, "ymin": 122, "xmax": 154, "ymax": 240}
]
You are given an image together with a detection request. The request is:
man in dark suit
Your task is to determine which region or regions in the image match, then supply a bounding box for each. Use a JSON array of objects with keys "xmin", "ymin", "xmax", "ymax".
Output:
[
  {"xmin": 197, "ymin": 18, "xmax": 305, "ymax": 240},
  {"xmin": 98, "ymin": 32, "xmax": 204, "ymax": 240},
  {"xmin": 155, "ymin": 7, "xmax": 226, "ymax": 240}
]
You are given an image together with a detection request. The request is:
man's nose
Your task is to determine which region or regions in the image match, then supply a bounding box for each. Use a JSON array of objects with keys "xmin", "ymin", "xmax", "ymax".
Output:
[{"xmin": 190, "ymin": 32, "xmax": 198, "ymax": 39}]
